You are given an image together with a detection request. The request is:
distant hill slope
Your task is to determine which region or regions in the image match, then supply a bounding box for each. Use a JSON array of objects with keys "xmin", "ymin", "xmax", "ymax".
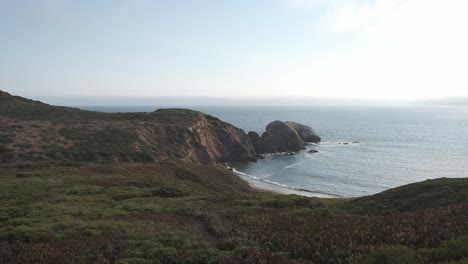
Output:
[
  {"xmin": 0, "ymin": 91, "xmax": 257, "ymax": 164},
  {"xmin": 339, "ymin": 178, "xmax": 468, "ymax": 215}
]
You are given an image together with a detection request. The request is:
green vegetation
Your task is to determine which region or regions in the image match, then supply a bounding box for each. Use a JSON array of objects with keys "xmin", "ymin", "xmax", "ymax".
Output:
[
  {"xmin": 0, "ymin": 92, "xmax": 115, "ymax": 122},
  {"xmin": 58, "ymin": 127, "xmax": 140, "ymax": 156},
  {"xmin": 339, "ymin": 178, "xmax": 468, "ymax": 215},
  {"xmin": 0, "ymin": 163, "xmax": 467, "ymax": 263},
  {"xmin": 1, "ymin": 90, "xmax": 467, "ymax": 263},
  {"xmin": 362, "ymin": 245, "xmax": 417, "ymax": 264},
  {"xmin": 0, "ymin": 91, "xmax": 202, "ymax": 124},
  {"xmin": 0, "ymin": 91, "xmax": 244, "ymax": 164}
]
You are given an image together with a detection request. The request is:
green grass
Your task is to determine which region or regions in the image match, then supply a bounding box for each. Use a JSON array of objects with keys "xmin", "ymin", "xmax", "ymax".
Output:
[
  {"xmin": 0, "ymin": 162, "xmax": 253, "ymax": 263},
  {"xmin": 59, "ymin": 127, "xmax": 139, "ymax": 153},
  {"xmin": 0, "ymin": 93, "xmax": 218, "ymax": 164},
  {"xmin": 0, "ymin": 163, "xmax": 467, "ymax": 263},
  {"xmin": 339, "ymin": 178, "xmax": 468, "ymax": 215},
  {"xmin": 0, "ymin": 90, "xmax": 205, "ymax": 125}
]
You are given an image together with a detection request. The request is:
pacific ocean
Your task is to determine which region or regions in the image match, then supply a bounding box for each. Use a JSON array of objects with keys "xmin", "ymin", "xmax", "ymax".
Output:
[{"xmin": 78, "ymin": 105, "xmax": 468, "ymax": 198}]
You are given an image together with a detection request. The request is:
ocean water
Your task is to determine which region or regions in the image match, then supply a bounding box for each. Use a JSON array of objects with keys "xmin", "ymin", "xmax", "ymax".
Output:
[{"xmin": 79, "ymin": 106, "xmax": 468, "ymax": 198}]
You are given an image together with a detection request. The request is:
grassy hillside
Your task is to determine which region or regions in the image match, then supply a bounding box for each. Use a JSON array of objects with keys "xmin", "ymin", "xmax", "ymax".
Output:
[
  {"xmin": 0, "ymin": 163, "xmax": 467, "ymax": 263},
  {"xmin": 0, "ymin": 91, "xmax": 257, "ymax": 164},
  {"xmin": 0, "ymin": 90, "xmax": 117, "ymax": 121},
  {"xmin": 339, "ymin": 178, "xmax": 468, "ymax": 215}
]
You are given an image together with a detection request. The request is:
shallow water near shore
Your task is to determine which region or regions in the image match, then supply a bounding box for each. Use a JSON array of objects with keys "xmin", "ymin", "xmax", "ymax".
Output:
[{"xmin": 79, "ymin": 105, "xmax": 468, "ymax": 197}]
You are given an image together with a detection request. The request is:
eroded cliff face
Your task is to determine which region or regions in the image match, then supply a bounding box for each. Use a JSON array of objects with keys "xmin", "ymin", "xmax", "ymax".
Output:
[{"xmin": 180, "ymin": 113, "xmax": 257, "ymax": 163}]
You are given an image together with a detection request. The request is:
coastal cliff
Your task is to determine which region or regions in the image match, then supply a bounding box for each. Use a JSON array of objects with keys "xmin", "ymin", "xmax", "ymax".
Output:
[
  {"xmin": 1, "ymin": 91, "xmax": 323, "ymax": 164},
  {"xmin": 0, "ymin": 91, "xmax": 257, "ymax": 164}
]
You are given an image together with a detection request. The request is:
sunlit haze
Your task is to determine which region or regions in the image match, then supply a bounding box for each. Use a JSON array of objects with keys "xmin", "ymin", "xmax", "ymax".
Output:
[{"xmin": 1, "ymin": 0, "xmax": 468, "ymax": 103}]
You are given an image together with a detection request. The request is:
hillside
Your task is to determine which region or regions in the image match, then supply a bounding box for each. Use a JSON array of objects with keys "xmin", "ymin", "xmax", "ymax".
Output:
[
  {"xmin": 339, "ymin": 178, "xmax": 468, "ymax": 215},
  {"xmin": 0, "ymin": 163, "xmax": 467, "ymax": 264},
  {"xmin": 0, "ymin": 91, "xmax": 467, "ymax": 263},
  {"xmin": 0, "ymin": 91, "xmax": 257, "ymax": 164}
]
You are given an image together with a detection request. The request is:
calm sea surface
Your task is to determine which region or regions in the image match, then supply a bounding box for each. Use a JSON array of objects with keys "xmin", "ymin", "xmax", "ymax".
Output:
[{"xmin": 79, "ymin": 106, "xmax": 468, "ymax": 198}]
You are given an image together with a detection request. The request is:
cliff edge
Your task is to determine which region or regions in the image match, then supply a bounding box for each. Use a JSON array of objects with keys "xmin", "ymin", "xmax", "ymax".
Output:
[{"xmin": 0, "ymin": 91, "xmax": 256, "ymax": 164}]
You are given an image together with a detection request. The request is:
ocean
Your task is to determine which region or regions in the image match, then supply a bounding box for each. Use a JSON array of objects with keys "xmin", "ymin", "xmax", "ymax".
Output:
[{"xmin": 79, "ymin": 105, "xmax": 468, "ymax": 198}]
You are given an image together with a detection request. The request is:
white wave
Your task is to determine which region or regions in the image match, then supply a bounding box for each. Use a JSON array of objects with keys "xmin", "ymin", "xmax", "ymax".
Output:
[
  {"xmin": 285, "ymin": 162, "xmax": 303, "ymax": 169},
  {"xmin": 232, "ymin": 168, "xmax": 341, "ymax": 198},
  {"xmin": 261, "ymin": 178, "xmax": 293, "ymax": 189}
]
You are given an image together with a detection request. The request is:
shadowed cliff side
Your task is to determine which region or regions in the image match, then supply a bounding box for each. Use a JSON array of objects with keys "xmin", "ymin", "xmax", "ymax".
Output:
[{"xmin": 0, "ymin": 91, "xmax": 256, "ymax": 164}]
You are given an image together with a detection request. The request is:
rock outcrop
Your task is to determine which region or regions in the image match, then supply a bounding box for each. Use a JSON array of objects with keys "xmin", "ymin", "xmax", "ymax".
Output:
[
  {"xmin": 253, "ymin": 121, "xmax": 306, "ymax": 154},
  {"xmin": 247, "ymin": 131, "xmax": 261, "ymax": 147},
  {"xmin": 250, "ymin": 121, "xmax": 321, "ymax": 154},
  {"xmin": 184, "ymin": 112, "xmax": 258, "ymax": 163},
  {"xmin": 284, "ymin": 121, "xmax": 321, "ymax": 143}
]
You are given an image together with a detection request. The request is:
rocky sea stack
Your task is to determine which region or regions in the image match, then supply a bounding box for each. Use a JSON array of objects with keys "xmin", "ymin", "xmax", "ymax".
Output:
[
  {"xmin": 249, "ymin": 120, "xmax": 321, "ymax": 154},
  {"xmin": 284, "ymin": 121, "xmax": 321, "ymax": 143}
]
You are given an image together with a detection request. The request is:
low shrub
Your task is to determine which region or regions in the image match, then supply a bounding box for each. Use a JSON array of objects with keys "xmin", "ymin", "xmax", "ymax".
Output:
[{"xmin": 363, "ymin": 245, "xmax": 417, "ymax": 264}]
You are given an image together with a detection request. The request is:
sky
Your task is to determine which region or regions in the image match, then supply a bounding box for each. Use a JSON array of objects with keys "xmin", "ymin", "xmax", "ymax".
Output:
[{"xmin": 1, "ymin": 0, "xmax": 468, "ymax": 104}]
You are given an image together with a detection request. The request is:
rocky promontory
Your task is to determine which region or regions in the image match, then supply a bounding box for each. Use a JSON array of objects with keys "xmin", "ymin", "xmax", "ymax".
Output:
[{"xmin": 0, "ymin": 91, "xmax": 321, "ymax": 164}]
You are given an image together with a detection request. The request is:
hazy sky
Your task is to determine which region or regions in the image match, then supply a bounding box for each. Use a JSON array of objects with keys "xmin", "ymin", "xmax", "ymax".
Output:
[{"xmin": 1, "ymin": 0, "xmax": 468, "ymax": 101}]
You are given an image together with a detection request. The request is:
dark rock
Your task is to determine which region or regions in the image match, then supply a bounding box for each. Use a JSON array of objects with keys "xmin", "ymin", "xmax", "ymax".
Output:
[
  {"xmin": 287, "ymin": 152, "xmax": 296, "ymax": 155},
  {"xmin": 208, "ymin": 124, "xmax": 258, "ymax": 163},
  {"xmin": 284, "ymin": 121, "xmax": 321, "ymax": 143},
  {"xmin": 248, "ymin": 131, "xmax": 261, "ymax": 140},
  {"xmin": 308, "ymin": 149, "xmax": 319, "ymax": 153},
  {"xmin": 248, "ymin": 131, "xmax": 261, "ymax": 148},
  {"xmin": 255, "ymin": 154, "xmax": 266, "ymax": 160},
  {"xmin": 254, "ymin": 121, "xmax": 305, "ymax": 154}
]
